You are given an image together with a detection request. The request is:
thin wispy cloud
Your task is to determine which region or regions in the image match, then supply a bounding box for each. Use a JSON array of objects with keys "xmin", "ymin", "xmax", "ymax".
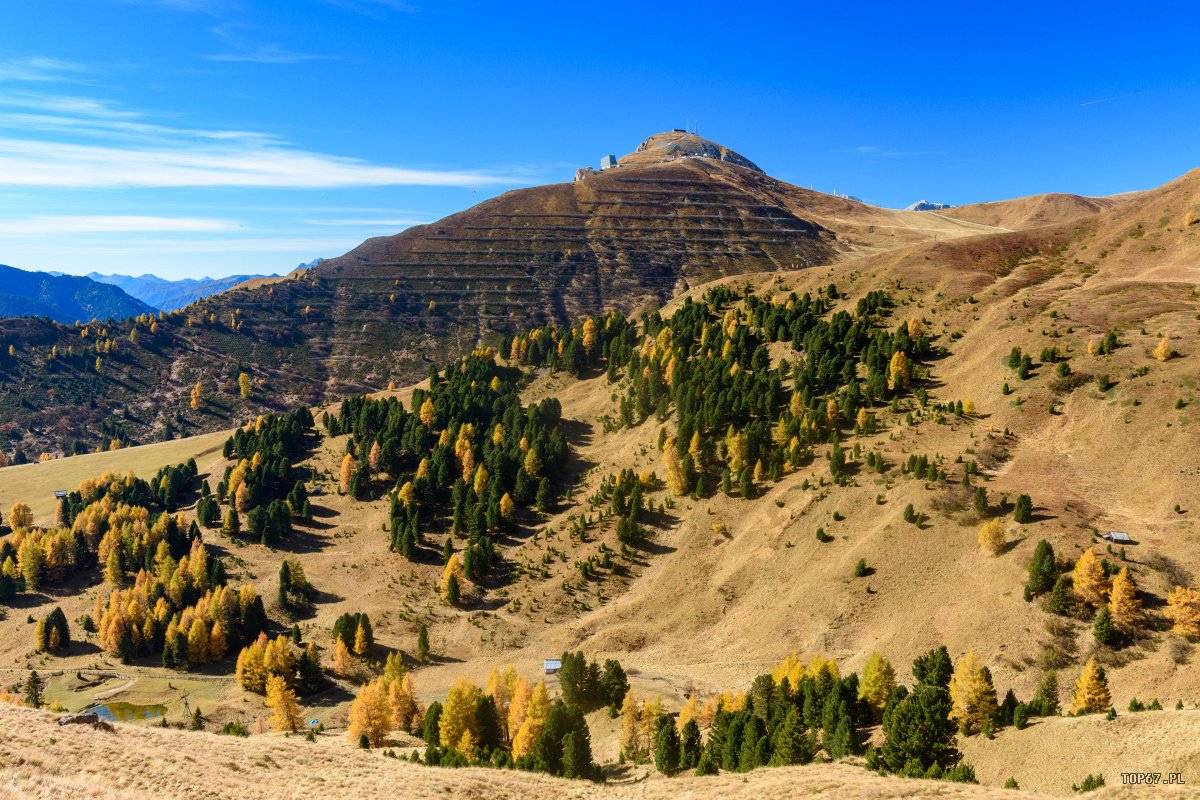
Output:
[
  {"xmin": 0, "ymin": 57, "xmax": 92, "ymax": 83},
  {"xmin": 0, "ymin": 215, "xmax": 240, "ymax": 235},
  {"xmin": 304, "ymin": 217, "xmax": 430, "ymax": 227},
  {"xmin": 0, "ymin": 89, "xmax": 517, "ymax": 189},
  {"xmin": 1080, "ymin": 96, "xmax": 1117, "ymax": 107},
  {"xmin": 206, "ymin": 45, "xmax": 332, "ymax": 64},
  {"xmin": 320, "ymin": 0, "xmax": 415, "ymax": 16},
  {"xmin": 834, "ymin": 144, "xmax": 947, "ymax": 157},
  {"xmin": 118, "ymin": 0, "xmax": 240, "ymax": 14},
  {"xmin": 206, "ymin": 24, "xmax": 333, "ymax": 64}
]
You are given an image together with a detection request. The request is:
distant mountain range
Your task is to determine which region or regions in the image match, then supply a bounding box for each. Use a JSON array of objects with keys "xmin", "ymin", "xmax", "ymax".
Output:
[
  {"xmin": 0, "ymin": 264, "xmax": 155, "ymax": 323},
  {"xmin": 87, "ymin": 271, "xmax": 281, "ymax": 312}
]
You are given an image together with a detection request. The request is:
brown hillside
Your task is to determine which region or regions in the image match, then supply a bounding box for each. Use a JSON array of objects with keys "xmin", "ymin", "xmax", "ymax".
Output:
[
  {"xmin": 938, "ymin": 193, "xmax": 1126, "ymax": 230},
  {"xmin": 0, "ymin": 131, "xmax": 993, "ymax": 459}
]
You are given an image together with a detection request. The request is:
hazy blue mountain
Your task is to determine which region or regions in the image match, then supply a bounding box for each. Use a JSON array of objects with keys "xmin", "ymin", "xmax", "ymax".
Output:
[
  {"xmin": 0, "ymin": 264, "xmax": 155, "ymax": 323},
  {"xmin": 87, "ymin": 272, "xmax": 278, "ymax": 311}
]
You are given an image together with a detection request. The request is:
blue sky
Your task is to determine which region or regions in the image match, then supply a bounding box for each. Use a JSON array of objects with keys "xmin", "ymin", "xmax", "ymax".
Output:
[{"xmin": 2, "ymin": 1, "xmax": 1199, "ymax": 279}]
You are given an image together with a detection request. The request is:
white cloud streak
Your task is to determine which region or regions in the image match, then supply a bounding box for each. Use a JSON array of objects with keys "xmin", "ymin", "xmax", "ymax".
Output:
[
  {"xmin": 304, "ymin": 217, "xmax": 428, "ymax": 227},
  {"xmin": 0, "ymin": 215, "xmax": 240, "ymax": 235},
  {"xmin": 0, "ymin": 57, "xmax": 91, "ymax": 83},
  {"xmin": 0, "ymin": 89, "xmax": 516, "ymax": 189}
]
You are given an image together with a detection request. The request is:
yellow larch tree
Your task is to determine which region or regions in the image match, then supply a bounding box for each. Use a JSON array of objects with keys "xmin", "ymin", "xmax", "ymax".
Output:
[
  {"xmin": 333, "ymin": 638, "xmax": 354, "ymax": 678},
  {"xmin": 485, "ymin": 665, "xmax": 519, "ymax": 739},
  {"xmin": 771, "ymin": 652, "xmax": 805, "ymax": 689},
  {"xmin": 858, "ymin": 652, "xmax": 897, "ymax": 716},
  {"xmin": 978, "ymin": 519, "xmax": 1006, "ymax": 557},
  {"xmin": 676, "ymin": 692, "xmax": 699, "ymax": 732},
  {"xmin": 388, "ymin": 672, "xmax": 419, "ymax": 733},
  {"xmin": 347, "ymin": 679, "xmax": 391, "ymax": 746},
  {"xmin": 512, "ymin": 680, "xmax": 550, "ymax": 758},
  {"xmin": 948, "ymin": 650, "xmax": 997, "ymax": 735},
  {"xmin": 473, "ymin": 464, "xmax": 489, "ymax": 496},
  {"xmin": 1153, "ymin": 337, "xmax": 1171, "ymax": 362},
  {"xmin": 353, "ymin": 621, "xmax": 370, "ymax": 656},
  {"xmin": 499, "ymin": 493, "xmax": 515, "ymax": 523},
  {"xmin": 523, "ymin": 447, "xmax": 542, "ymax": 478},
  {"xmin": 1071, "ymin": 657, "xmax": 1111, "ymax": 714},
  {"xmin": 440, "ymin": 553, "xmax": 464, "ymax": 605},
  {"xmin": 8, "ymin": 502, "xmax": 32, "ymax": 530},
  {"xmin": 419, "ymin": 397, "xmax": 436, "ymax": 428},
  {"xmin": 265, "ymin": 674, "xmax": 302, "ymax": 733},
  {"xmin": 1072, "ymin": 548, "xmax": 1109, "ymax": 608},
  {"xmin": 1164, "ymin": 586, "xmax": 1200, "ymax": 639},
  {"xmin": 189, "ymin": 381, "xmax": 204, "ymax": 410},
  {"xmin": 639, "ymin": 697, "xmax": 665, "ymax": 751},
  {"xmin": 234, "ymin": 482, "xmax": 252, "ymax": 513},
  {"xmin": 888, "ymin": 350, "xmax": 911, "ymax": 391},
  {"xmin": 339, "ymin": 454, "xmax": 355, "ymax": 495},
  {"xmin": 1108, "ymin": 568, "xmax": 1141, "ymax": 635},
  {"xmin": 507, "ymin": 676, "xmax": 532, "ymax": 743},
  {"xmin": 238, "ymin": 372, "xmax": 252, "ymax": 398},
  {"xmin": 439, "ymin": 678, "xmax": 482, "ymax": 751},
  {"xmin": 661, "ymin": 437, "xmax": 687, "ymax": 496},
  {"xmin": 619, "ymin": 690, "xmax": 643, "ymax": 760},
  {"xmin": 368, "ymin": 441, "xmax": 382, "ymax": 475}
]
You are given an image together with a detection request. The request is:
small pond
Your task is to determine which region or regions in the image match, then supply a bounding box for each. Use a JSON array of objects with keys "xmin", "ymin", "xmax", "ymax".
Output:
[{"xmin": 87, "ymin": 702, "xmax": 167, "ymax": 722}]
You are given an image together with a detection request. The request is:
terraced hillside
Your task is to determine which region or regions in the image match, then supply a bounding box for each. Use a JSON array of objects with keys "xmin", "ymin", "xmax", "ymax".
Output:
[{"xmin": 0, "ymin": 132, "xmax": 992, "ymax": 460}]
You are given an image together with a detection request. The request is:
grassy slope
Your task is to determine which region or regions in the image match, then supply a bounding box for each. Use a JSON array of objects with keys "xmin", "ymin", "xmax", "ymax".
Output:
[{"xmin": 1, "ymin": 174, "xmax": 1199, "ymax": 794}]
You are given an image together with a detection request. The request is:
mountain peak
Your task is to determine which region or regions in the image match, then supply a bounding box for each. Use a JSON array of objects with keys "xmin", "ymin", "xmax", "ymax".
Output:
[{"xmin": 617, "ymin": 131, "xmax": 764, "ymax": 173}]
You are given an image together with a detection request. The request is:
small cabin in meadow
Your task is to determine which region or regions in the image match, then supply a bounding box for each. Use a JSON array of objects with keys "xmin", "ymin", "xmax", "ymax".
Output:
[
  {"xmin": 1102, "ymin": 531, "xmax": 1132, "ymax": 544},
  {"xmin": 543, "ymin": 659, "xmax": 562, "ymax": 675}
]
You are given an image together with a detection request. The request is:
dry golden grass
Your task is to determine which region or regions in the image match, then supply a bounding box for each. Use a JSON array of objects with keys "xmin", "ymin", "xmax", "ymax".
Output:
[
  {"xmin": 3, "ymin": 168, "xmax": 1200, "ymax": 795},
  {"xmin": 0, "ymin": 429, "xmax": 230, "ymax": 524},
  {"xmin": 0, "ymin": 705, "xmax": 1064, "ymax": 800}
]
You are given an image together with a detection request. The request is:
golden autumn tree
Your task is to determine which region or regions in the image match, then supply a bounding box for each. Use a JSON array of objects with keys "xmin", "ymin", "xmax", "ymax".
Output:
[
  {"xmin": 499, "ymin": 493, "xmax": 515, "ymax": 524},
  {"xmin": 347, "ymin": 679, "xmax": 391, "ymax": 746},
  {"xmin": 661, "ymin": 437, "xmax": 687, "ymax": 496},
  {"xmin": 1164, "ymin": 586, "xmax": 1200, "ymax": 639},
  {"xmin": 1153, "ymin": 337, "xmax": 1172, "ymax": 362},
  {"xmin": 888, "ymin": 350, "xmax": 911, "ymax": 391},
  {"xmin": 512, "ymin": 680, "xmax": 550, "ymax": 758},
  {"xmin": 353, "ymin": 621, "xmax": 370, "ymax": 656},
  {"xmin": 1108, "ymin": 568, "xmax": 1141, "ymax": 636},
  {"xmin": 507, "ymin": 676, "xmax": 532, "ymax": 743},
  {"xmin": 367, "ymin": 441, "xmax": 382, "ymax": 475},
  {"xmin": 439, "ymin": 678, "xmax": 482, "ymax": 752},
  {"xmin": 522, "ymin": 447, "xmax": 542, "ymax": 478},
  {"xmin": 190, "ymin": 381, "xmax": 204, "ymax": 410},
  {"xmin": 858, "ymin": 652, "xmax": 897, "ymax": 716},
  {"xmin": 1071, "ymin": 657, "xmax": 1111, "ymax": 714},
  {"xmin": 332, "ymin": 638, "xmax": 354, "ymax": 678},
  {"xmin": 388, "ymin": 673, "xmax": 419, "ymax": 733},
  {"xmin": 339, "ymin": 454, "xmax": 355, "ymax": 495},
  {"xmin": 8, "ymin": 502, "xmax": 32, "ymax": 530},
  {"xmin": 948, "ymin": 650, "xmax": 998, "ymax": 735},
  {"xmin": 472, "ymin": 464, "xmax": 489, "ymax": 496},
  {"xmin": 419, "ymin": 397, "xmax": 436, "ymax": 428},
  {"xmin": 1072, "ymin": 548, "xmax": 1108, "ymax": 608},
  {"xmin": 485, "ymin": 665, "xmax": 518, "ymax": 740},
  {"xmin": 619, "ymin": 690, "xmax": 643, "ymax": 760},
  {"xmin": 676, "ymin": 692, "xmax": 699, "ymax": 732},
  {"xmin": 440, "ymin": 553, "xmax": 464, "ymax": 606},
  {"xmin": 978, "ymin": 519, "xmax": 1006, "ymax": 557},
  {"xmin": 238, "ymin": 372, "xmax": 252, "ymax": 398},
  {"xmin": 266, "ymin": 674, "xmax": 302, "ymax": 733},
  {"xmin": 234, "ymin": 483, "xmax": 252, "ymax": 513}
]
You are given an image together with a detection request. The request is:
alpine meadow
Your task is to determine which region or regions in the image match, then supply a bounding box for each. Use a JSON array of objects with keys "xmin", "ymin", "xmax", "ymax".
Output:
[{"xmin": 1, "ymin": 4, "xmax": 1199, "ymax": 799}]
